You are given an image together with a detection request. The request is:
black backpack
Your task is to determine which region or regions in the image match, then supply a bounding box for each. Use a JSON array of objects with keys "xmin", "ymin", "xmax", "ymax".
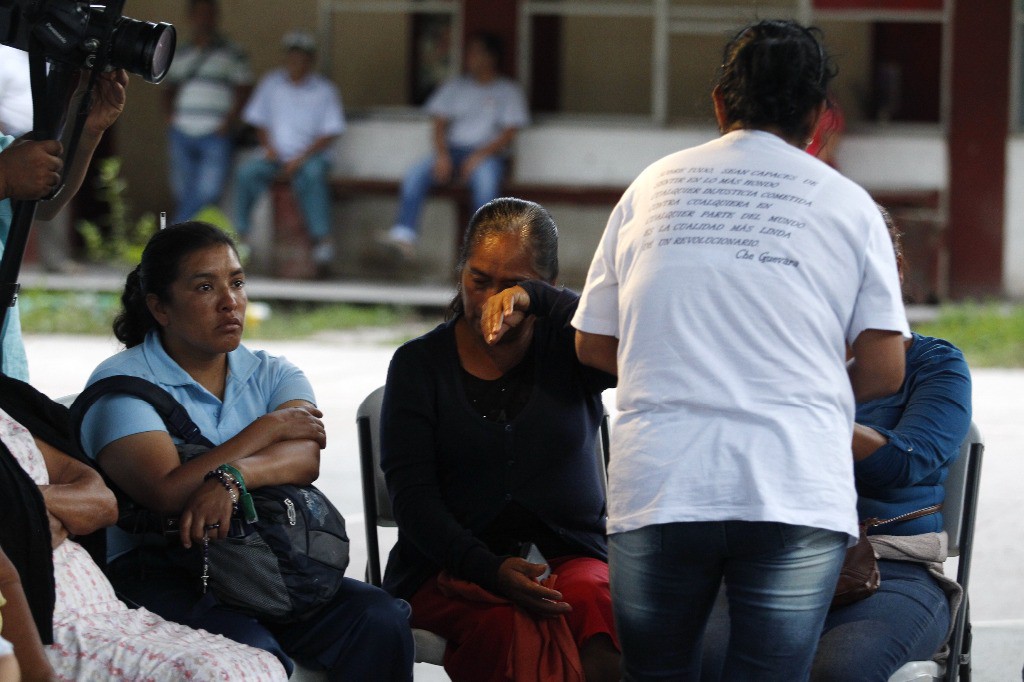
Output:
[{"xmin": 70, "ymin": 375, "xmax": 350, "ymax": 623}]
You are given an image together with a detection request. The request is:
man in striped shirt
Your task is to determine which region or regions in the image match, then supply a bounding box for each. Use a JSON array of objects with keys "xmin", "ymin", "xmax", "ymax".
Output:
[{"xmin": 163, "ymin": 0, "xmax": 252, "ymax": 223}]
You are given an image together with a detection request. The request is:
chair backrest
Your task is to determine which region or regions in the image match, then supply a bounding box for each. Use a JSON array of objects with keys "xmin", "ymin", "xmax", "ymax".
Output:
[
  {"xmin": 942, "ymin": 421, "xmax": 984, "ymax": 682},
  {"xmin": 356, "ymin": 384, "xmax": 610, "ymax": 587},
  {"xmin": 356, "ymin": 386, "xmax": 389, "ymax": 586},
  {"xmin": 942, "ymin": 421, "xmax": 983, "ymax": 558}
]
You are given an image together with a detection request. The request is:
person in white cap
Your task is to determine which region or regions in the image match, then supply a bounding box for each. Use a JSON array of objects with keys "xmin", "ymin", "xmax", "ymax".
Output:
[{"xmin": 233, "ymin": 30, "xmax": 345, "ymax": 270}]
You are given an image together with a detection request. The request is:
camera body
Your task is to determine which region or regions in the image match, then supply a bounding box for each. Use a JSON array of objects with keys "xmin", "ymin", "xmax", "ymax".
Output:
[{"xmin": 0, "ymin": 0, "xmax": 175, "ymax": 83}]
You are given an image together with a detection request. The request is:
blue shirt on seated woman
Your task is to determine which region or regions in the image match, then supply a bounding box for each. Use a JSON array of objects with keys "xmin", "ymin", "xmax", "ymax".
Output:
[
  {"xmin": 700, "ymin": 208, "xmax": 972, "ymax": 682},
  {"xmin": 78, "ymin": 221, "xmax": 414, "ymax": 680},
  {"xmin": 855, "ymin": 332, "xmax": 971, "ymax": 535}
]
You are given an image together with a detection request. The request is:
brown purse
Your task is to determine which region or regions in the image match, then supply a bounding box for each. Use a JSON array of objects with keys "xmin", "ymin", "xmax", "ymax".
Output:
[{"xmin": 831, "ymin": 503, "xmax": 942, "ymax": 610}]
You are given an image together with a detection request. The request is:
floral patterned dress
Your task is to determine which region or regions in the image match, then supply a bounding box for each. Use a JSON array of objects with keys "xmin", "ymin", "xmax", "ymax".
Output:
[{"xmin": 0, "ymin": 408, "xmax": 287, "ymax": 681}]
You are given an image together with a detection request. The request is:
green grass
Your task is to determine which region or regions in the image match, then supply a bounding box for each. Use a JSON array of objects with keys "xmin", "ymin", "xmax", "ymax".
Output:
[
  {"xmin": 913, "ymin": 303, "xmax": 1024, "ymax": 368},
  {"xmin": 18, "ymin": 290, "xmax": 122, "ymax": 335},
  {"xmin": 17, "ymin": 289, "xmax": 423, "ymax": 341},
  {"xmin": 247, "ymin": 301, "xmax": 415, "ymax": 339}
]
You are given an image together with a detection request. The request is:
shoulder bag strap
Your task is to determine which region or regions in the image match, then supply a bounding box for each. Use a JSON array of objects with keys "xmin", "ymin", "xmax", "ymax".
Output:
[{"xmin": 69, "ymin": 375, "xmax": 215, "ymax": 454}]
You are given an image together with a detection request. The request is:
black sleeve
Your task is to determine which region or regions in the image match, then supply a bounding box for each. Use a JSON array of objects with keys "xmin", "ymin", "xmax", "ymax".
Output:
[
  {"xmin": 0, "ymin": 376, "xmax": 107, "ymax": 568},
  {"xmin": 518, "ymin": 280, "xmax": 616, "ymax": 392},
  {"xmin": 0, "ymin": 443, "xmax": 55, "ymax": 645},
  {"xmin": 0, "ymin": 375, "xmax": 83, "ymax": 462},
  {"xmin": 380, "ymin": 344, "xmax": 506, "ymax": 592}
]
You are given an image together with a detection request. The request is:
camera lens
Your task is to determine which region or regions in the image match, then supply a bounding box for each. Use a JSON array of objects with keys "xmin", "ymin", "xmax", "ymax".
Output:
[{"xmin": 108, "ymin": 17, "xmax": 176, "ymax": 83}]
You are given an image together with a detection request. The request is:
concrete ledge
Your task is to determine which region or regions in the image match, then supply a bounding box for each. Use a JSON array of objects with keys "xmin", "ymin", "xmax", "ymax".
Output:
[{"xmin": 19, "ymin": 269, "xmax": 454, "ymax": 309}]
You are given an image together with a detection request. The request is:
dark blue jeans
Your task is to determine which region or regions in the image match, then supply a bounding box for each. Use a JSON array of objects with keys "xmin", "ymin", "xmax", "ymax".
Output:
[
  {"xmin": 168, "ymin": 128, "xmax": 233, "ymax": 223},
  {"xmin": 701, "ymin": 559, "xmax": 949, "ymax": 682},
  {"xmin": 233, "ymin": 153, "xmax": 333, "ymax": 240},
  {"xmin": 610, "ymin": 521, "xmax": 846, "ymax": 682},
  {"xmin": 393, "ymin": 146, "xmax": 506, "ymax": 238},
  {"xmin": 109, "ymin": 550, "xmax": 414, "ymax": 680}
]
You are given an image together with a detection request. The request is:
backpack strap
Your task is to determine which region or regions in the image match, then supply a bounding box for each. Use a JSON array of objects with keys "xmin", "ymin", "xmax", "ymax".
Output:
[{"xmin": 69, "ymin": 375, "xmax": 215, "ymax": 455}]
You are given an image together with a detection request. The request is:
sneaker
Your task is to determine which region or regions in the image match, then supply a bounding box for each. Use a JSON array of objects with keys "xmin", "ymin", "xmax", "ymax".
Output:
[
  {"xmin": 379, "ymin": 225, "xmax": 417, "ymax": 261},
  {"xmin": 312, "ymin": 240, "xmax": 335, "ymax": 265}
]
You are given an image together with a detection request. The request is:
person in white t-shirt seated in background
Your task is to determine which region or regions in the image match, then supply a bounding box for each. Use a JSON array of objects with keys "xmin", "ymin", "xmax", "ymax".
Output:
[
  {"xmin": 382, "ymin": 31, "xmax": 529, "ymax": 259},
  {"xmin": 571, "ymin": 19, "xmax": 910, "ymax": 681},
  {"xmin": 232, "ymin": 31, "xmax": 345, "ymax": 268}
]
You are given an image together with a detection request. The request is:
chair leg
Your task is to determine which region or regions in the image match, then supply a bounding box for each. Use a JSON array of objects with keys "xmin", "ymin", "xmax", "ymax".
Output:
[{"xmin": 958, "ymin": 606, "xmax": 972, "ymax": 682}]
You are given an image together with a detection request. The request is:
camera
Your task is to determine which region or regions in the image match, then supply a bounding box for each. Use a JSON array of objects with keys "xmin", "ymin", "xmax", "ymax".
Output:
[{"xmin": 0, "ymin": 0, "xmax": 175, "ymax": 83}]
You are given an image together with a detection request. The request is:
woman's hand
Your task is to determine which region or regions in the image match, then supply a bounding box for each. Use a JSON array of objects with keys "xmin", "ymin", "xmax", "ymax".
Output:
[
  {"xmin": 178, "ymin": 478, "xmax": 235, "ymax": 549},
  {"xmin": 256, "ymin": 405, "xmax": 326, "ymax": 449},
  {"xmin": 495, "ymin": 557, "xmax": 572, "ymax": 617},
  {"xmin": 482, "ymin": 285, "xmax": 531, "ymax": 345}
]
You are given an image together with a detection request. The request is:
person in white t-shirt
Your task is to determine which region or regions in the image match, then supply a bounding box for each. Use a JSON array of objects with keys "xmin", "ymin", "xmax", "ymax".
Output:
[
  {"xmin": 233, "ymin": 31, "xmax": 345, "ymax": 267},
  {"xmin": 572, "ymin": 20, "xmax": 910, "ymax": 681},
  {"xmin": 383, "ymin": 32, "xmax": 529, "ymax": 258},
  {"xmin": 0, "ymin": 46, "xmax": 33, "ymax": 137}
]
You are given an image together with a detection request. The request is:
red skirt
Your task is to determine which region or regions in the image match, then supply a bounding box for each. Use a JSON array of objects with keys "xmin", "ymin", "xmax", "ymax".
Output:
[{"xmin": 408, "ymin": 556, "xmax": 618, "ymax": 682}]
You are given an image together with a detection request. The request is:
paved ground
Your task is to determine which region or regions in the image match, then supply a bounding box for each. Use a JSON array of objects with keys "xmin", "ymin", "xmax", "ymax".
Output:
[{"xmin": 24, "ymin": 331, "xmax": 1023, "ymax": 681}]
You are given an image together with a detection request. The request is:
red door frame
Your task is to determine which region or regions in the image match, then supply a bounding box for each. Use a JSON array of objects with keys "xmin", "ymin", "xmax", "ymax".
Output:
[{"xmin": 947, "ymin": 0, "xmax": 1012, "ymax": 298}]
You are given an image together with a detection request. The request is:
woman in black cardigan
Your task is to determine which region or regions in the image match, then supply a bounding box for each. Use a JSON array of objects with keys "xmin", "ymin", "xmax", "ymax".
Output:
[{"xmin": 380, "ymin": 197, "xmax": 619, "ymax": 682}]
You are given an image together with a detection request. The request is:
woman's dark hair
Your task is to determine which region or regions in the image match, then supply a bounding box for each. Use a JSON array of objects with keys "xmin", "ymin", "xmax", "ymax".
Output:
[
  {"xmin": 716, "ymin": 20, "xmax": 836, "ymax": 141},
  {"xmin": 446, "ymin": 197, "xmax": 559, "ymax": 320},
  {"xmin": 113, "ymin": 221, "xmax": 237, "ymax": 348}
]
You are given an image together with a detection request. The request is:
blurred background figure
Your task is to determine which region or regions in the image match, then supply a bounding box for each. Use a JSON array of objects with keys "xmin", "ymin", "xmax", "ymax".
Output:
[
  {"xmin": 0, "ymin": 45, "xmax": 33, "ymax": 137},
  {"xmin": 0, "ymin": 44, "xmax": 84, "ymax": 276},
  {"xmin": 163, "ymin": 0, "xmax": 253, "ymax": 223},
  {"xmin": 233, "ymin": 31, "xmax": 345, "ymax": 270},
  {"xmin": 382, "ymin": 31, "xmax": 528, "ymax": 260},
  {"xmin": 1, "ymin": 69, "xmax": 128, "ymax": 381}
]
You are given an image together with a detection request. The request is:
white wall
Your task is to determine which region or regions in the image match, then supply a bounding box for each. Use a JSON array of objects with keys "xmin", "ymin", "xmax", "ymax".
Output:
[
  {"xmin": 334, "ymin": 116, "xmax": 947, "ymax": 190},
  {"xmin": 1004, "ymin": 137, "xmax": 1024, "ymax": 298},
  {"xmin": 324, "ymin": 117, "xmax": 952, "ymax": 287}
]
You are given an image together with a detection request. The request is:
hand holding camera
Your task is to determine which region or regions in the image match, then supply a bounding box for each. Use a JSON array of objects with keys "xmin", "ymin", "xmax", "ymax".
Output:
[
  {"xmin": 82, "ymin": 69, "xmax": 129, "ymax": 138},
  {"xmin": 0, "ymin": 138, "xmax": 63, "ymax": 200}
]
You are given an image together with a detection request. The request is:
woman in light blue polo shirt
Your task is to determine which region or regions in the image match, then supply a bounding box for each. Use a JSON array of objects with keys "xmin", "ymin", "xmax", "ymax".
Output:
[{"xmin": 78, "ymin": 221, "xmax": 414, "ymax": 680}]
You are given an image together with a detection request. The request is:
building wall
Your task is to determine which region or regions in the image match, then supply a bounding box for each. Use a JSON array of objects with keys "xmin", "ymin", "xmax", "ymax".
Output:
[
  {"xmin": 1004, "ymin": 137, "xmax": 1024, "ymax": 298},
  {"xmin": 118, "ymin": 0, "xmax": 322, "ymax": 217},
  {"xmin": 560, "ymin": 16, "xmax": 652, "ymax": 116},
  {"xmin": 105, "ymin": 2, "xmax": 1019, "ymax": 298},
  {"xmin": 116, "ymin": 2, "xmax": 879, "ymax": 220}
]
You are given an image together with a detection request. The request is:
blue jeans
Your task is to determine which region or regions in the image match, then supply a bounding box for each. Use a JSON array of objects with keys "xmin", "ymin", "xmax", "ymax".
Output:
[
  {"xmin": 702, "ymin": 559, "xmax": 950, "ymax": 682},
  {"xmin": 234, "ymin": 153, "xmax": 333, "ymax": 241},
  {"xmin": 393, "ymin": 146, "xmax": 506, "ymax": 238},
  {"xmin": 813, "ymin": 559, "xmax": 949, "ymax": 681},
  {"xmin": 168, "ymin": 128, "xmax": 233, "ymax": 223},
  {"xmin": 109, "ymin": 550, "xmax": 414, "ymax": 680},
  {"xmin": 610, "ymin": 521, "xmax": 847, "ymax": 682}
]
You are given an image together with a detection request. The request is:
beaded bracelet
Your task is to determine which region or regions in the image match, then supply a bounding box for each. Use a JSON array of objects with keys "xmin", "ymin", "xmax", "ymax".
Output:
[
  {"xmin": 204, "ymin": 469, "xmax": 239, "ymax": 513},
  {"xmin": 218, "ymin": 463, "xmax": 258, "ymax": 523}
]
